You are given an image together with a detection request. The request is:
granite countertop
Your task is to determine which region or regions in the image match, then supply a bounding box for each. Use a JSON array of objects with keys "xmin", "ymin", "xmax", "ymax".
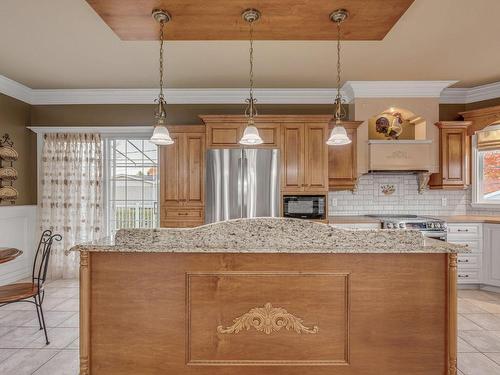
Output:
[
  {"xmin": 329, "ymin": 215, "xmax": 500, "ymax": 225},
  {"xmin": 438, "ymin": 215, "xmax": 500, "ymax": 224},
  {"xmin": 69, "ymin": 218, "xmax": 467, "ymax": 254}
]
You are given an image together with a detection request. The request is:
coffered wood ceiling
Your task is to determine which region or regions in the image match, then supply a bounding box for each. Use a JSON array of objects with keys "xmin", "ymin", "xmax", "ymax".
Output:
[{"xmin": 85, "ymin": 0, "xmax": 415, "ymax": 41}]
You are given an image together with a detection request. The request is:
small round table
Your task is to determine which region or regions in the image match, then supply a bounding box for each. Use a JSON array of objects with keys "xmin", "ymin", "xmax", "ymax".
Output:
[{"xmin": 0, "ymin": 247, "xmax": 23, "ymax": 264}]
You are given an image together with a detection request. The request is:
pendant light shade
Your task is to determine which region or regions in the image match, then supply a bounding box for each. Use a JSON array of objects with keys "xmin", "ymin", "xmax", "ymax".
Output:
[
  {"xmin": 239, "ymin": 9, "xmax": 263, "ymax": 146},
  {"xmin": 239, "ymin": 124, "xmax": 264, "ymax": 145},
  {"xmin": 327, "ymin": 123, "xmax": 351, "ymax": 146},
  {"xmin": 150, "ymin": 9, "xmax": 174, "ymax": 146},
  {"xmin": 151, "ymin": 125, "xmax": 174, "ymax": 146}
]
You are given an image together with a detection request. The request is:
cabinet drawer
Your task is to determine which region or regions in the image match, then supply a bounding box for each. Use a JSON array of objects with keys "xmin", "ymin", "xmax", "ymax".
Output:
[
  {"xmin": 447, "ymin": 239, "xmax": 480, "ymax": 252},
  {"xmin": 457, "ymin": 270, "xmax": 480, "ymax": 284},
  {"xmin": 457, "ymin": 254, "xmax": 481, "ymax": 269},
  {"xmin": 447, "ymin": 224, "xmax": 481, "ymax": 237},
  {"xmin": 164, "ymin": 208, "xmax": 204, "ymax": 219},
  {"xmin": 161, "ymin": 219, "xmax": 204, "ymax": 228}
]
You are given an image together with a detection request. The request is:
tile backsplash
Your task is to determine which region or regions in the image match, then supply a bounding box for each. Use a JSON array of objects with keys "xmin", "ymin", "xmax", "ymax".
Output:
[{"xmin": 329, "ymin": 174, "xmax": 500, "ymax": 217}]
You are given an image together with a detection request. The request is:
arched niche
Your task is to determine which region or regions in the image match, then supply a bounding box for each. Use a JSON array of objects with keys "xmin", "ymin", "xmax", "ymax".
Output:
[{"xmin": 367, "ymin": 107, "xmax": 427, "ymax": 140}]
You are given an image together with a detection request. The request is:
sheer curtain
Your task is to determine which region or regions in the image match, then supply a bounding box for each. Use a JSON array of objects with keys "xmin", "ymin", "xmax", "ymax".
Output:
[{"xmin": 39, "ymin": 133, "xmax": 103, "ymax": 279}]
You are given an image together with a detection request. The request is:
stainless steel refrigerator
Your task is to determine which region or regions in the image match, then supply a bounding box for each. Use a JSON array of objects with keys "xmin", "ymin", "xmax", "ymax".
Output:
[{"xmin": 205, "ymin": 149, "xmax": 280, "ymax": 223}]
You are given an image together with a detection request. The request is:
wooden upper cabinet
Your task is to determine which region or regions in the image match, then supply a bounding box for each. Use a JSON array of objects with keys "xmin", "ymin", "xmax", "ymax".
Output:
[
  {"xmin": 328, "ymin": 121, "xmax": 362, "ymax": 191},
  {"xmin": 201, "ymin": 115, "xmax": 280, "ymax": 148},
  {"xmin": 429, "ymin": 121, "xmax": 471, "ymax": 189},
  {"xmin": 160, "ymin": 126, "xmax": 205, "ymax": 228},
  {"xmin": 281, "ymin": 123, "xmax": 304, "ymax": 192},
  {"xmin": 304, "ymin": 123, "xmax": 329, "ymax": 191},
  {"xmin": 281, "ymin": 121, "xmax": 329, "ymax": 193}
]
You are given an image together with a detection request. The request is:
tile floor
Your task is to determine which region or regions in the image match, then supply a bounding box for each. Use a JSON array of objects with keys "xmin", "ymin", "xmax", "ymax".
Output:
[{"xmin": 1, "ymin": 280, "xmax": 500, "ymax": 374}]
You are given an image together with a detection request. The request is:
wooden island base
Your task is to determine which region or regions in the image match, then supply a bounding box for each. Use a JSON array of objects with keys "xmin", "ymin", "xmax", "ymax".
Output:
[{"xmin": 79, "ymin": 252, "xmax": 457, "ymax": 375}]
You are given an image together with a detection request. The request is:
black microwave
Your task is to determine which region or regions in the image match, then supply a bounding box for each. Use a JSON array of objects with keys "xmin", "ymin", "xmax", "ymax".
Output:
[{"xmin": 283, "ymin": 195, "xmax": 326, "ymax": 220}]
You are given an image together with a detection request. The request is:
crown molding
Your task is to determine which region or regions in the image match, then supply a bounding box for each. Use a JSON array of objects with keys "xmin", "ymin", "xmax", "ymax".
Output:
[
  {"xmin": 0, "ymin": 75, "xmax": 32, "ymax": 103},
  {"xmin": 441, "ymin": 81, "xmax": 500, "ymax": 104},
  {"xmin": 2, "ymin": 74, "xmax": 500, "ymax": 105},
  {"xmin": 29, "ymin": 88, "xmax": 346, "ymax": 105},
  {"xmin": 28, "ymin": 126, "xmax": 152, "ymax": 136},
  {"xmin": 343, "ymin": 80, "xmax": 458, "ymax": 99}
]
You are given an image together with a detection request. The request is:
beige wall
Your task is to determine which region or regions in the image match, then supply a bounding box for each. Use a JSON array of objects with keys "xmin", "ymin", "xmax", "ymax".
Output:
[
  {"xmin": 353, "ymin": 98, "xmax": 440, "ymax": 175},
  {"xmin": 439, "ymin": 98, "xmax": 500, "ymax": 121},
  {"xmin": 0, "ymin": 94, "xmax": 36, "ymax": 206}
]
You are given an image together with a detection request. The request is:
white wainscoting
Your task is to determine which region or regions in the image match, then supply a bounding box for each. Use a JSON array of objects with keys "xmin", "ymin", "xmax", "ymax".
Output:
[{"xmin": 0, "ymin": 205, "xmax": 37, "ymax": 285}]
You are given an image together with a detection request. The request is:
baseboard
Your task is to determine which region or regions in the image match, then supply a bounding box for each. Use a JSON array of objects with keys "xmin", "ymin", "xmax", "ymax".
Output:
[
  {"xmin": 0, "ymin": 205, "xmax": 37, "ymax": 285},
  {"xmin": 480, "ymin": 285, "xmax": 500, "ymax": 294}
]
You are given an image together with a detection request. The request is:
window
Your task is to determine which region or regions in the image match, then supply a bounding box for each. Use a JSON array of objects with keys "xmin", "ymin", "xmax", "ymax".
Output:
[
  {"xmin": 473, "ymin": 124, "xmax": 500, "ymax": 206},
  {"xmin": 104, "ymin": 139, "xmax": 159, "ymax": 236}
]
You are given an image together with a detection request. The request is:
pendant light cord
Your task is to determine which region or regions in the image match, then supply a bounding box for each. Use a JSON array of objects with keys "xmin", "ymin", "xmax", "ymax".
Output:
[
  {"xmin": 159, "ymin": 21, "xmax": 165, "ymax": 102},
  {"xmin": 334, "ymin": 18, "xmax": 345, "ymax": 123},
  {"xmin": 246, "ymin": 19, "xmax": 257, "ymax": 120}
]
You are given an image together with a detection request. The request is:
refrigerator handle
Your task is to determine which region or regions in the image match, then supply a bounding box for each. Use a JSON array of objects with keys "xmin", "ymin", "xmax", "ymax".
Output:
[
  {"xmin": 242, "ymin": 155, "xmax": 248, "ymax": 218},
  {"xmin": 237, "ymin": 157, "xmax": 243, "ymax": 218}
]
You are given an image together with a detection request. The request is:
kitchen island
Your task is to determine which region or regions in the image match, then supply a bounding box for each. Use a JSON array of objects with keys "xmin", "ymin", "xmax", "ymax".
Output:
[{"xmin": 71, "ymin": 218, "xmax": 466, "ymax": 375}]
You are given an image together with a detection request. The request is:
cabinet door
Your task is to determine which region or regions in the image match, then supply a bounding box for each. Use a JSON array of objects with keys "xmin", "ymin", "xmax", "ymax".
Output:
[
  {"xmin": 483, "ymin": 224, "xmax": 500, "ymax": 287},
  {"xmin": 255, "ymin": 123, "xmax": 280, "ymax": 148},
  {"xmin": 160, "ymin": 133, "xmax": 184, "ymax": 206},
  {"xmin": 304, "ymin": 123, "xmax": 328, "ymax": 192},
  {"xmin": 281, "ymin": 123, "xmax": 304, "ymax": 192},
  {"xmin": 442, "ymin": 128, "xmax": 468, "ymax": 187},
  {"xmin": 206, "ymin": 123, "xmax": 242, "ymax": 148},
  {"xmin": 329, "ymin": 127, "xmax": 357, "ymax": 190},
  {"xmin": 184, "ymin": 133, "xmax": 205, "ymax": 207}
]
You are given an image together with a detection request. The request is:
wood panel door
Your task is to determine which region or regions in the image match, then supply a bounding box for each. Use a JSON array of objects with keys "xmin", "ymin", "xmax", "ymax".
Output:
[
  {"xmin": 304, "ymin": 123, "xmax": 328, "ymax": 192},
  {"xmin": 429, "ymin": 121, "xmax": 471, "ymax": 189},
  {"xmin": 206, "ymin": 123, "xmax": 242, "ymax": 148},
  {"xmin": 184, "ymin": 133, "xmax": 205, "ymax": 207},
  {"xmin": 328, "ymin": 122, "xmax": 362, "ymax": 191},
  {"xmin": 160, "ymin": 133, "xmax": 183, "ymax": 206},
  {"xmin": 281, "ymin": 123, "xmax": 305, "ymax": 192}
]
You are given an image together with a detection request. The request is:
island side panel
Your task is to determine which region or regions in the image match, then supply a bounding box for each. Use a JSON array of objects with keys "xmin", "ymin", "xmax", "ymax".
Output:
[
  {"xmin": 84, "ymin": 252, "xmax": 451, "ymax": 375},
  {"xmin": 448, "ymin": 254, "xmax": 458, "ymax": 375},
  {"xmin": 79, "ymin": 251, "xmax": 91, "ymax": 375}
]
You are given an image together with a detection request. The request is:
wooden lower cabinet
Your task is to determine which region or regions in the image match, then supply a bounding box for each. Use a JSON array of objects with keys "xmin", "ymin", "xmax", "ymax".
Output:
[
  {"xmin": 160, "ymin": 126, "xmax": 205, "ymax": 227},
  {"xmin": 328, "ymin": 121, "xmax": 362, "ymax": 191},
  {"xmin": 429, "ymin": 121, "xmax": 471, "ymax": 189},
  {"xmin": 80, "ymin": 251, "xmax": 457, "ymax": 375}
]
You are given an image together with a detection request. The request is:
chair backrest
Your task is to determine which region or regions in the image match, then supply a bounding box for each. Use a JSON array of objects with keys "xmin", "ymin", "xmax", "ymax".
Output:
[{"xmin": 32, "ymin": 230, "xmax": 62, "ymax": 290}]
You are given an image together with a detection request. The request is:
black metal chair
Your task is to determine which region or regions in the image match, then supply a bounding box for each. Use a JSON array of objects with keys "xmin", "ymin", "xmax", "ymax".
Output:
[{"xmin": 0, "ymin": 230, "xmax": 62, "ymax": 345}]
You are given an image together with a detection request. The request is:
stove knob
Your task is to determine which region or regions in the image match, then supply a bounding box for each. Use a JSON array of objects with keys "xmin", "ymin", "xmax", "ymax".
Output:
[
  {"xmin": 386, "ymin": 222, "xmax": 394, "ymax": 229},
  {"xmin": 399, "ymin": 223, "xmax": 406, "ymax": 229}
]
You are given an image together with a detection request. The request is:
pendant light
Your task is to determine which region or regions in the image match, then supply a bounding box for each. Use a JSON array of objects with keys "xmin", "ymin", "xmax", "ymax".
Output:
[
  {"xmin": 326, "ymin": 9, "xmax": 351, "ymax": 146},
  {"xmin": 239, "ymin": 9, "xmax": 264, "ymax": 146},
  {"xmin": 150, "ymin": 9, "xmax": 174, "ymax": 146}
]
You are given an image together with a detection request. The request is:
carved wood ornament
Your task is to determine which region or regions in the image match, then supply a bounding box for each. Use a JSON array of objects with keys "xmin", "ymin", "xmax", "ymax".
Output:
[
  {"xmin": 217, "ymin": 302, "xmax": 319, "ymax": 335},
  {"xmin": 0, "ymin": 134, "xmax": 19, "ymax": 204}
]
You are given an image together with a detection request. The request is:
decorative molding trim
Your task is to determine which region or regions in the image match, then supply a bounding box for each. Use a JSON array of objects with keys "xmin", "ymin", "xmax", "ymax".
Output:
[
  {"xmin": 0, "ymin": 75, "xmax": 32, "ymax": 103},
  {"xmin": 217, "ymin": 302, "xmax": 319, "ymax": 335},
  {"xmin": 448, "ymin": 253, "xmax": 458, "ymax": 375},
  {"xmin": 343, "ymin": 80, "xmax": 458, "ymax": 99},
  {"xmin": 441, "ymin": 81, "xmax": 500, "ymax": 104},
  {"xmin": 30, "ymin": 88, "xmax": 345, "ymax": 106},
  {"xmin": 2, "ymin": 73, "xmax": 500, "ymax": 105}
]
